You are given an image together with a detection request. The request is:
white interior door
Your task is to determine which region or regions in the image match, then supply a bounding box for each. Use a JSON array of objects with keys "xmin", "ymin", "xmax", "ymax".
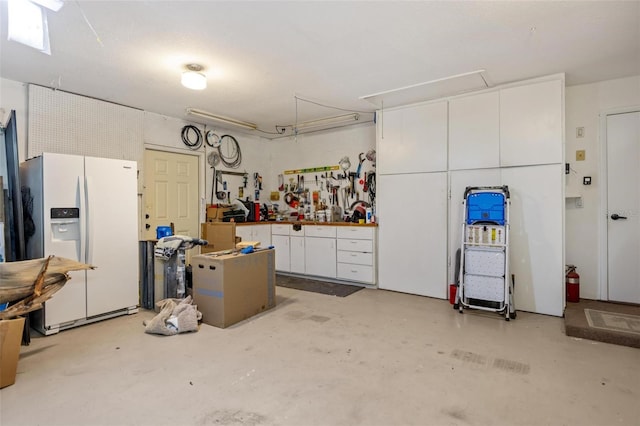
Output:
[
  {"xmin": 606, "ymin": 111, "xmax": 640, "ymax": 303},
  {"xmin": 143, "ymin": 149, "xmax": 200, "ymax": 241}
]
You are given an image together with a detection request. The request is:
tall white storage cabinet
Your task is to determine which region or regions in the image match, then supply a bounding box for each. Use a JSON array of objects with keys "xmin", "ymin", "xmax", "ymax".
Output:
[
  {"xmin": 376, "ymin": 75, "xmax": 564, "ymax": 316},
  {"xmin": 20, "ymin": 153, "xmax": 139, "ymax": 334},
  {"xmin": 377, "ymin": 173, "xmax": 448, "ymax": 298}
]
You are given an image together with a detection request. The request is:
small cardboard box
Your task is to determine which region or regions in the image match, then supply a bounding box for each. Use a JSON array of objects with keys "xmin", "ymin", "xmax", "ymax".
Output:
[
  {"xmin": 192, "ymin": 249, "xmax": 276, "ymax": 328},
  {"xmin": 206, "ymin": 205, "xmax": 233, "ymax": 223},
  {"xmin": 201, "ymin": 222, "xmax": 236, "ymax": 254},
  {"xmin": 1, "ymin": 316, "xmax": 25, "ymax": 388}
]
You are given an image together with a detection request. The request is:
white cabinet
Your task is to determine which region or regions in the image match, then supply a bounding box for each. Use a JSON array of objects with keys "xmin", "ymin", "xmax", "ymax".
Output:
[
  {"xmin": 290, "ymin": 235, "xmax": 305, "ymax": 274},
  {"xmin": 449, "ymin": 91, "xmax": 500, "ymax": 170},
  {"xmin": 377, "ymin": 101, "xmax": 448, "ymax": 174},
  {"xmin": 271, "ymin": 224, "xmax": 306, "ymax": 274},
  {"xmin": 499, "ymin": 79, "xmax": 563, "ymax": 167},
  {"xmin": 271, "ymin": 234, "xmax": 290, "ymax": 272},
  {"xmin": 501, "ymin": 164, "xmax": 564, "ymax": 316},
  {"xmin": 336, "ymin": 226, "xmax": 376, "ymax": 284},
  {"xmin": 272, "ymin": 224, "xmax": 291, "ymax": 272},
  {"xmin": 377, "ymin": 172, "xmax": 448, "ymax": 298},
  {"xmin": 236, "ymin": 224, "xmax": 271, "ymax": 248},
  {"xmin": 305, "ymin": 226, "xmax": 337, "ymax": 279}
]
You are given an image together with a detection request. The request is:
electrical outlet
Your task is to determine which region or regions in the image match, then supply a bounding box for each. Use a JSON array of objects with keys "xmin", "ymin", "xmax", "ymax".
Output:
[
  {"xmin": 576, "ymin": 150, "xmax": 586, "ymax": 161},
  {"xmin": 576, "ymin": 127, "xmax": 585, "ymax": 138}
]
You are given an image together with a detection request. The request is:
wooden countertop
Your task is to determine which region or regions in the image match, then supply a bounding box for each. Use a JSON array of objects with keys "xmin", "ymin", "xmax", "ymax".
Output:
[{"xmin": 235, "ymin": 221, "xmax": 377, "ymax": 227}]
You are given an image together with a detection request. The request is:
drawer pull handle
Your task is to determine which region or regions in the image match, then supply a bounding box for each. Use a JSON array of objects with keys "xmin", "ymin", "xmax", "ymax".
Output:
[
  {"xmin": 351, "ymin": 269, "xmax": 358, "ymax": 273},
  {"xmin": 351, "ymin": 253, "xmax": 357, "ymax": 257}
]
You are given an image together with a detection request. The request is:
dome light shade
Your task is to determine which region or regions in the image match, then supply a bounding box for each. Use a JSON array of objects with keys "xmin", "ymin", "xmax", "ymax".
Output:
[{"xmin": 181, "ymin": 64, "xmax": 206, "ymax": 90}]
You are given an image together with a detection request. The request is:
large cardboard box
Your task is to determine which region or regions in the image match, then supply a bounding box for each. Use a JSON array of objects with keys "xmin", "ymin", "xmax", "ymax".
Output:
[
  {"xmin": 201, "ymin": 222, "xmax": 236, "ymax": 254},
  {"xmin": 0, "ymin": 316, "xmax": 25, "ymax": 388},
  {"xmin": 192, "ymin": 249, "xmax": 276, "ymax": 328}
]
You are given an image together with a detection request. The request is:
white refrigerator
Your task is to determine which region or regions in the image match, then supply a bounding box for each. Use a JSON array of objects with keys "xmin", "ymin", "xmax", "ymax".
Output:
[{"xmin": 20, "ymin": 153, "xmax": 139, "ymax": 334}]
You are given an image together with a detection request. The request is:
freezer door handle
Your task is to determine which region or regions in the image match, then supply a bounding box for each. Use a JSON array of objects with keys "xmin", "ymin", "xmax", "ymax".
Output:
[{"xmin": 78, "ymin": 175, "xmax": 86, "ymax": 263}]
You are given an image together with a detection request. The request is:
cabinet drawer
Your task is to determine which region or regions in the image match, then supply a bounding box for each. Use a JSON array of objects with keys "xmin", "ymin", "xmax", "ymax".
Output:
[
  {"xmin": 337, "ymin": 250, "xmax": 373, "ymax": 266},
  {"xmin": 337, "ymin": 238, "xmax": 373, "ymax": 252},
  {"xmin": 337, "ymin": 263, "xmax": 374, "ymax": 283},
  {"xmin": 336, "ymin": 226, "xmax": 374, "ymax": 240},
  {"xmin": 271, "ymin": 224, "xmax": 290, "ymax": 235},
  {"xmin": 305, "ymin": 225, "xmax": 336, "ymax": 238}
]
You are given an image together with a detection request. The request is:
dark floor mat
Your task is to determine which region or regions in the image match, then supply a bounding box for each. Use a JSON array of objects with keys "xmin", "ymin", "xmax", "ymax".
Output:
[
  {"xmin": 276, "ymin": 275, "xmax": 364, "ymax": 297},
  {"xmin": 564, "ymin": 299, "xmax": 640, "ymax": 348}
]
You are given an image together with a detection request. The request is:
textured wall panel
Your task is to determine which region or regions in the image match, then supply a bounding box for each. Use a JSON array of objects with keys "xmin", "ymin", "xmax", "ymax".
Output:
[{"xmin": 28, "ymin": 85, "xmax": 143, "ymax": 163}]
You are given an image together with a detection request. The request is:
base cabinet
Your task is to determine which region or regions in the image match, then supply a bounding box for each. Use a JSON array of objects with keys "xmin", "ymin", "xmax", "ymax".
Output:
[
  {"xmin": 305, "ymin": 226, "xmax": 337, "ymax": 278},
  {"xmin": 271, "ymin": 234, "xmax": 290, "ymax": 272},
  {"xmin": 336, "ymin": 226, "xmax": 376, "ymax": 284},
  {"xmin": 271, "ymin": 224, "xmax": 377, "ymax": 285},
  {"xmin": 235, "ymin": 224, "xmax": 271, "ymax": 248}
]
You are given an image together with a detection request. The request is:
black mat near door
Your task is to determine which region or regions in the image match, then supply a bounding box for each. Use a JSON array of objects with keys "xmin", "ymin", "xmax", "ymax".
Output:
[
  {"xmin": 564, "ymin": 299, "xmax": 640, "ymax": 348},
  {"xmin": 276, "ymin": 274, "xmax": 364, "ymax": 297}
]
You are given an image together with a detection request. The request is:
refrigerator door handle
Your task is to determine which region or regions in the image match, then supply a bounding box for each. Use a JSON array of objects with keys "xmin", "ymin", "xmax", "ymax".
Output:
[
  {"xmin": 79, "ymin": 175, "xmax": 87, "ymax": 263},
  {"xmin": 85, "ymin": 175, "xmax": 94, "ymax": 265}
]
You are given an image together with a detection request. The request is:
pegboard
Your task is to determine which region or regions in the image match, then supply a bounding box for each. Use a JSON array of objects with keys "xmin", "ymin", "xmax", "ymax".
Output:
[{"xmin": 28, "ymin": 84, "xmax": 144, "ymax": 163}]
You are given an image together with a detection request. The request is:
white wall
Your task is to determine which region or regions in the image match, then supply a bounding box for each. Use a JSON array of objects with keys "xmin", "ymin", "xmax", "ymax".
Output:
[
  {"xmin": 267, "ymin": 123, "xmax": 376, "ymax": 217},
  {"xmin": 565, "ymin": 75, "xmax": 640, "ymax": 299}
]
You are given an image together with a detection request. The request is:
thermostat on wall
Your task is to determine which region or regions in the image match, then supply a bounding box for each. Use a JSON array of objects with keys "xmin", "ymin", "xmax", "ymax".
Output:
[{"xmin": 583, "ymin": 176, "xmax": 592, "ymax": 185}]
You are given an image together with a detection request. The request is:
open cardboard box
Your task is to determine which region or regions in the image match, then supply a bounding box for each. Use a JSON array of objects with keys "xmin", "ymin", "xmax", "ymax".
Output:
[
  {"xmin": 192, "ymin": 249, "xmax": 275, "ymax": 328},
  {"xmin": 0, "ymin": 316, "xmax": 25, "ymax": 388}
]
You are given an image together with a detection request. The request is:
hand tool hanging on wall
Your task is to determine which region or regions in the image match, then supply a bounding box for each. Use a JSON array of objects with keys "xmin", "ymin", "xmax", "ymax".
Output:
[
  {"xmin": 356, "ymin": 152, "xmax": 365, "ymax": 177},
  {"xmin": 215, "ymin": 170, "xmax": 225, "ymax": 200}
]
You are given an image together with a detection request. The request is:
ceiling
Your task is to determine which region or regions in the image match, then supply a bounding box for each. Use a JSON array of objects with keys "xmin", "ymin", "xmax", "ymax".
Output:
[{"xmin": 1, "ymin": 1, "xmax": 638, "ymax": 137}]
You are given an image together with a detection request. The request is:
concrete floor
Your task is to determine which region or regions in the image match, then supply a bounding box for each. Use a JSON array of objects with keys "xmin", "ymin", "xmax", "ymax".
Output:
[{"xmin": 2, "ymin": 287, "xmax": 639, "ymax": 426}]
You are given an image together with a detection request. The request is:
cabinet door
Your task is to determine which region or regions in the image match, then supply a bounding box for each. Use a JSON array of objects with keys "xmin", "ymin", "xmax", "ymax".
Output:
[
  {"xmin": 235, "ymin": 226, "xmax": 253, "ymax": 244},
  {"xmin": 290, "ymin": 236, "xmax": 305, "ymax": 274},
  {"xmin": 501, "ymin": 164, "xmax": 563, "ymax": 316},
  {"xmin": 377, "ymin": 101, "xmax": 448, "ymax": 174},
  {"xmin": 253, "ymin": 225, "xmax": 271, "ymax": 248},
  {"xmin": 305, "ymin": 237, "xmax": 337, "ymax": 278},
  {"xmin": 449, "ymin": 91, "xmax": 500, "ymax": 170},
  {"xmin": 271, "ymin": 234, "xmax": 290, "ymax": 272},
  {"xmin": 499, "ymin": 79, "xmax": 563, "ymax": 167},
  {"xmin": 377, "ymin": 172, "xmax": 448, "ymax": 298}
]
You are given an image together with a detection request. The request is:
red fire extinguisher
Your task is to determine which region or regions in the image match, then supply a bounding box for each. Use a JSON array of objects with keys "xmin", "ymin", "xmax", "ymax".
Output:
[{"xmin": 566, "ymin": 265, "xmax": 580, "ymax": 303}]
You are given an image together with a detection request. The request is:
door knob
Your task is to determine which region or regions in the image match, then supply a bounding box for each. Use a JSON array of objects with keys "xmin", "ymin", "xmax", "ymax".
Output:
[
  {"xmin": 145, "ymin": 214, "xmax": 150, "ymax": 219},
  {"xmin": 611, "ymin": 214, "xmax": 627, "ymax": 220},
  {"xmin": 145, "ymin": 223, "xmax": 151, "ymax": 229}
]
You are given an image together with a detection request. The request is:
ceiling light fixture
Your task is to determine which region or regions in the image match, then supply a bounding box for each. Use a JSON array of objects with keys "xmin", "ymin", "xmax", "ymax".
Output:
[
  {"xmin": 181, "ymin": 64, "xmax": 207, "ymax": 90},
  {"xmin": 295, "ymin": 113, "xmax": 360, "ymax": 131},
  {"xmin": 186, "ymin": 108, "xmax": 257, "ymax": 131}
]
